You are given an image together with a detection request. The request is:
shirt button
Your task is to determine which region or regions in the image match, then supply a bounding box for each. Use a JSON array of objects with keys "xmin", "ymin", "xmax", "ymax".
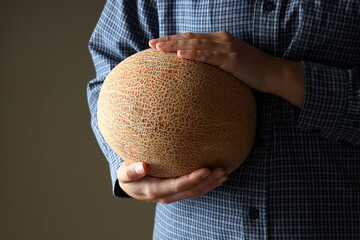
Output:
[
  {"xmin": 263, "ymin": 1, "xmax": 275, "ymax": 12},
  {"xmin": 249, "ymin": 207, "xmax": 260, "ymax": 220}
]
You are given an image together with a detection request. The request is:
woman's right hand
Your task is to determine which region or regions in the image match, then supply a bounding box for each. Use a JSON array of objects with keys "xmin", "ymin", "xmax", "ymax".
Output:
[{"xmin": 117, "ymin": 162, "xmax": 228, "ymax": 204}]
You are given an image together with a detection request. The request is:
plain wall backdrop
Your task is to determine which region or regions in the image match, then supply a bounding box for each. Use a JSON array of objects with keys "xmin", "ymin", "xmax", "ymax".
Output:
[{"xmin": 0, "ymin": 0, "xmax": 156, "ymax": 239}]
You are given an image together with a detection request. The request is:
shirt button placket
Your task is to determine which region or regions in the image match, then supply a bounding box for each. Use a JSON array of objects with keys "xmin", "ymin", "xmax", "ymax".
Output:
[{"xmin": 242, "ymin": 2, "xmax": 280, "ymax": 239}]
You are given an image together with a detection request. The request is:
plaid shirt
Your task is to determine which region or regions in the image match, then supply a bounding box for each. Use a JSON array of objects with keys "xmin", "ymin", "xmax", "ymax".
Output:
[{"xmin": 87, "ymin": 0, "xmax": 360, "ymax": 239}]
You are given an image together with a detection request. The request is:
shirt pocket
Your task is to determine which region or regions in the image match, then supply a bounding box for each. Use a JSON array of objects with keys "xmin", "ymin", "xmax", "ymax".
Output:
[{"xmin": 283, "ymin": 0, "xmax": 360, "ymax": 68}]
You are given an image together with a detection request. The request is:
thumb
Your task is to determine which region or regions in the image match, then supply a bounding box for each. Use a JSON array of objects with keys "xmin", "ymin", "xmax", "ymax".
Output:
[{"xmin": 117, "ymin": 162, "xmax": 148, "ymax": 183}]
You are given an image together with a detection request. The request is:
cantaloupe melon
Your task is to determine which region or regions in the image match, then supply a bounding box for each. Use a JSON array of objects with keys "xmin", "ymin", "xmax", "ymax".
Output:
[{"xmin": 97, "ymin": 48, "xmax": 256, "ymax": 178}]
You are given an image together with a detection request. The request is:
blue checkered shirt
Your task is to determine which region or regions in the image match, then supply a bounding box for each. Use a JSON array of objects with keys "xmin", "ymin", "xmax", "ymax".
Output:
[{"xmin": 87, "ymin": 0, "xmax": 360, "ymax": 239}]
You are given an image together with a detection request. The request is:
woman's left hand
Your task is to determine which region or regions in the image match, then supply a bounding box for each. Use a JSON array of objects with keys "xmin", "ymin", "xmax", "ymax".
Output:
[{"xmin": 149, "ymin": 31, "xmax": 305, "ymax": 108}]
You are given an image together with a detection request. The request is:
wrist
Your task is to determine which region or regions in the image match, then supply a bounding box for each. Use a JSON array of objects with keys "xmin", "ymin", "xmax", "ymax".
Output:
[{"xmin": 266, "ymin": 57, "xmax": 305, "ymax": 108}]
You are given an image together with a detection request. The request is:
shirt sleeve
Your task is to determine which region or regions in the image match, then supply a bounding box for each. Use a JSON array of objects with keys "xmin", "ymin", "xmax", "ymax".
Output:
[
  {"xmin": 296, "ymin": 61, "xmax": 360, "ymax": 146},
  {"xmin": 86, "ymin": 0, "xmax": 159, "ymax": 198}
]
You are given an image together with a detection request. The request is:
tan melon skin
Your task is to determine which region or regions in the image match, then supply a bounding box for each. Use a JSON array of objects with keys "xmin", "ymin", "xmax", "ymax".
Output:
[{"xmin": 97, "ymin": 48, "xmax": 256, "ymax": 178}]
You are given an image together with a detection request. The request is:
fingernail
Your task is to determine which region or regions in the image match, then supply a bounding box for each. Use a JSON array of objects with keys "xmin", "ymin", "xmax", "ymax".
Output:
[
  {"xmin": 149, "ymin": 39, "xmax": 157, "ymax": 47},
  {"xmin": 177, "ymin": 50, "xmax": 186, "ymax": 57},
  {"xmin": 156, "ymin": 42, "xmax": 165, "ymax": 49},
  {"xmin": 135, "ymin": 163, "xmax": 144, "ymax": 175}
]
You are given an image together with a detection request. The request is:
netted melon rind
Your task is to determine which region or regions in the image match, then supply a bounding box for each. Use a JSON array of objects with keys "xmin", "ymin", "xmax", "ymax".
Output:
[{"xmin": 97, "ymin": 48, "xmax": 256, "ymax": 178}]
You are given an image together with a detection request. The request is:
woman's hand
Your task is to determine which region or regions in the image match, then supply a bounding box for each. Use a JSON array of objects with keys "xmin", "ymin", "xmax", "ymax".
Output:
[
  {"xmin": 117, "ymin": 162, "xmax": 228, "ymax": 204},
  {"xmin": 149, "ymin": 31, "xmax": 305, "ymax": 108}
]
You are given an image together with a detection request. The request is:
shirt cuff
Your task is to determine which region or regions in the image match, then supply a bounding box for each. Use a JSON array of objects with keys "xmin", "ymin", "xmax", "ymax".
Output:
[
  {"xmin": 296, "ymin": 61, "xmax": 348, "ymax": 139},
  {"xmin": 114, "ymin": 179, "xmax": 131, "ymax": 198},
  {"xmin": 109, "ymin": 157, "xmax": 131, "ymax": 198}
]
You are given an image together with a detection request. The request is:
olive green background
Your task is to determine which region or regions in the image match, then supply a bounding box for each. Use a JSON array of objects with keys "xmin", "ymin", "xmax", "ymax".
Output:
[{"xmin": 0, "ymin": 1, "xmax": 156, "ymax": 239}]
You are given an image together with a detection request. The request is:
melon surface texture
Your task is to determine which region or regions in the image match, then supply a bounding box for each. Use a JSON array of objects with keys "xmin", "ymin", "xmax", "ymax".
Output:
[{"xmin": 97, "ymin": 48, "xmax": 256, "ymax": 178}]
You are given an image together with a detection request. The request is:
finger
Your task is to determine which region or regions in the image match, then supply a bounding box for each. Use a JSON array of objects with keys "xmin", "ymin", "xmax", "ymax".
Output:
[
  {"xmin": 149, "ymin": 32, "xmax": 214, "ymax": 48},
  {"xmin": 149, "ymin": 31, "xmax": 232, "ymax": 49},
  {"xmin": 154, "ymin": 39, "xmax": 229, "ymax": 53},
  {"xmin": 177, "ymin": 49, "xmax": 232, "ymax": 69},
  {"xmin": 143, "ymin": 167, "xmax": 212, "ymax": 200},
  {"xmin": 117, "ymin": 162, "xmax": 148, "ymax": 183},
  {"xmin": 190, "ymin": 169, "xmax": 228, "ymax": 197},
  {"xmin": 158, "ymin": 167, "xmax": 228, "ymax": 204}
]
